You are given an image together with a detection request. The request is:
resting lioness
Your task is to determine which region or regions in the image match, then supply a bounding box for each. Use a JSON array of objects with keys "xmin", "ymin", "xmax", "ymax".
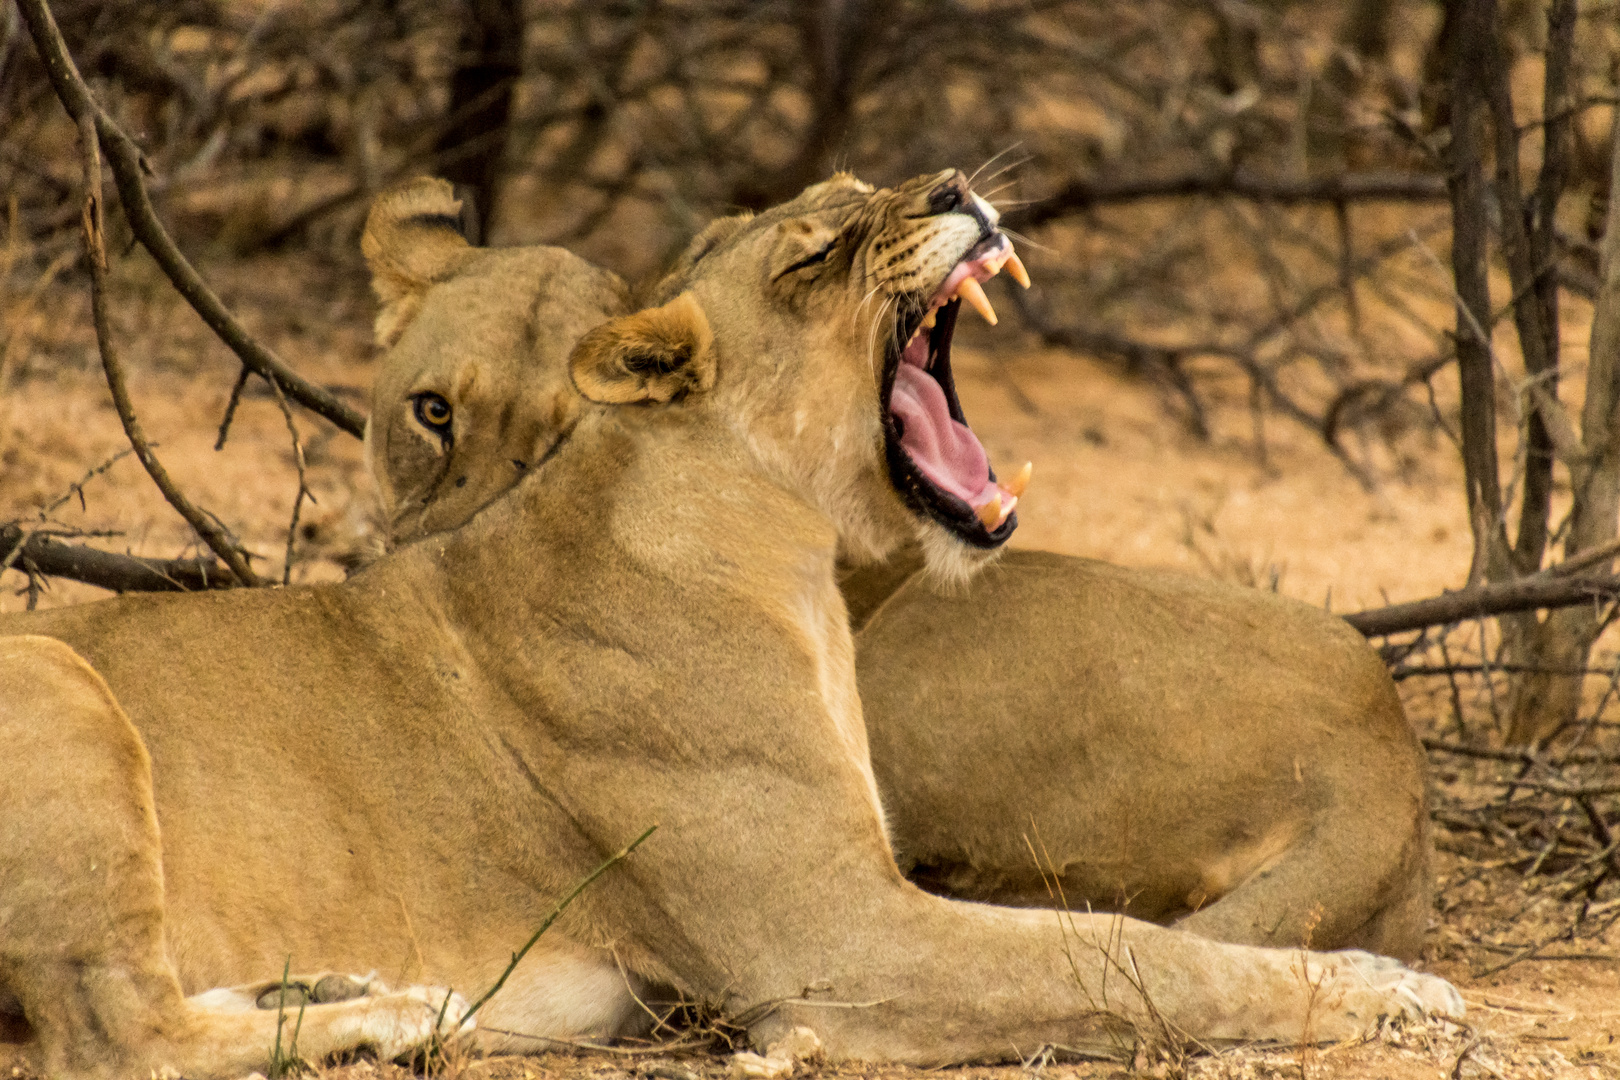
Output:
[
  {"xmin": 0, "ymin": 170, "xmax": 1461, "ymax": 1080},
  {"xmin": 366, "ymin": 186, "xmax": 1432, "ymax": 960}
]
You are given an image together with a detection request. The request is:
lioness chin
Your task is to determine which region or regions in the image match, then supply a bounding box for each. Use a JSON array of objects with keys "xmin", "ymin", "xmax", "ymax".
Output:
[
  {"xmin": 1, "ymin": 169, "xmax": 1459, "ymax": 1080},
  {"xmin": 366, "ymin": 180, "xmax": 1433, "ymax": 962}
]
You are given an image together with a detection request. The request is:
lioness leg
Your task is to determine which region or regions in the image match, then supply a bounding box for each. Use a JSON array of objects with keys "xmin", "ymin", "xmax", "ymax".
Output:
[
  {"xmin": 1173, "ymin": 773, "xmax": 1431, "ymax": 958},
  {"xmin": 848, "ymin": 550, "xmax": 1432, "ymax": 960},
  {"xmin": 0, "ymin": 637, "xmax": 467, "ymax": 1079}
]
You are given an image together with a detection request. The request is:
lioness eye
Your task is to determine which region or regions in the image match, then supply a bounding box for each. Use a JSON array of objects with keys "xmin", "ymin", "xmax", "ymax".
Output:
[
  {"xmin": 413, "ymin": 392, "xmax": 453, "ymax": 433},
  {"xmin": 781, "ymin": 241, "xmax": 837, "ymax": 277}
]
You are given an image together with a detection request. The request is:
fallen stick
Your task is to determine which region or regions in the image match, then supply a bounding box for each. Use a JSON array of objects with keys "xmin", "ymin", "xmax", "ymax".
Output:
[
  {"xmin": 1344, "ymin": 574, "xmax": 1620, "ymax": 638},
  {"xmin": 1, "ymin": 525, "xmax": 235, "ymax": 593}
]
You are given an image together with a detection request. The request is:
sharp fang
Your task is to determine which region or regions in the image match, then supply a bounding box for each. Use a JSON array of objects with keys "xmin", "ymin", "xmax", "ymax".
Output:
[
  {"xmin": 957, "ymin": 277, "xmax": 998, "ymax": 325},
  {"xmin": 922, "ymin": 309, "xmax": 937, "ymax": 330},
  {"xmin": 976, "ymin": 492, "xmax": 1003, "ymax": 531},
  {"xmin": 1004, "ymin": 460, "xmax": 1032, "ymax": 498},
  {"xmin": 1006, "ymin": 251, "xmax": 1031, "ymax": 289}
]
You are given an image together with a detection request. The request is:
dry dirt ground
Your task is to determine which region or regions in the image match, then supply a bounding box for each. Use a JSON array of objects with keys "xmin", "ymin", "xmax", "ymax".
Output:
[{"xmin": 2, "ymin": 245, "xmax": 1618, "ymax": 1079}]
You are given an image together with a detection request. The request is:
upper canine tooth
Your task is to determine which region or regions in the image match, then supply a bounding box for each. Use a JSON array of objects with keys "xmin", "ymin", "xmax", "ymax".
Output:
[
  {"xmin": 976, "ymin": 492, "xmax": 1003, "ymax": 531},
  {"xmin": 1006, "ymin": 251, "xmax": 1031, "ymax": 289},
  {"xmin": 921, "ymin": 309, "xmax": 937, "ymax": 330},
  {"xmin": 957, "ymin": 277, "xmax": 998, "ymax": 326},
  {"xmin": 1004, "ymin": 460, "xmax": 1032, "ymax": 499}
]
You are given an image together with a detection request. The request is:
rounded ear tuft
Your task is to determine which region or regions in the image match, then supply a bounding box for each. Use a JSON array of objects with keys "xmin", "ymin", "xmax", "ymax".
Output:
[
  {"xmin": 569, "ymin": 292, "xmax": 715, "ymax": 406},
  {"xmin": 362, "ymin": 178, "xmax": 475, "ymax": 347}
]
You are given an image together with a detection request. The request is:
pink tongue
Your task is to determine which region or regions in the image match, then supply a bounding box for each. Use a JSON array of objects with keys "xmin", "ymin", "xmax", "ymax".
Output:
[{"xmin": 890, "ymin": 364, "xmax": 998, "ymax": 509}]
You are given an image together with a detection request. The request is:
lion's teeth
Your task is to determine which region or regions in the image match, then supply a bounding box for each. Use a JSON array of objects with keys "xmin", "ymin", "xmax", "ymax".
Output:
[
  {"xmin": 976, "ymin": 492, "xmax": 1003, "ymax": 531},
  {"xmin": 922, "ymin": 309, "xmax": 937, "ymax": 330},
  {"xmin": 1006, "ymin": 251, "xmax": 1031, "ymax": 289},
  {"xmin": 1004, "ymin": 460, "xmax": 1032, "ymax": 499},
  {"xmin": 957, "ymin": 277, "xmax": 997, "ymax": 326}
]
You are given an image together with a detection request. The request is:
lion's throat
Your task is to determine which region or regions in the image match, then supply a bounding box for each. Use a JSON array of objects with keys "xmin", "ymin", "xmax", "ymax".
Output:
[{"xmin": 890, "ymin": 362, "xmax": 997, "ymax": 510}]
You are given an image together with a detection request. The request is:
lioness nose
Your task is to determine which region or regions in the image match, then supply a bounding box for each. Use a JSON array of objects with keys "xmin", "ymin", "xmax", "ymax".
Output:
[{"xmin": 926, "ymin": 171, "xmax": 971, "ymax": 215}]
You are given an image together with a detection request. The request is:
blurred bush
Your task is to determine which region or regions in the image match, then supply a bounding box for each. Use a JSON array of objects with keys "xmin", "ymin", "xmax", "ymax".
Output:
[{"xmin": 2, "ymin": 0, "xmax": 1616, "ymax": 483}]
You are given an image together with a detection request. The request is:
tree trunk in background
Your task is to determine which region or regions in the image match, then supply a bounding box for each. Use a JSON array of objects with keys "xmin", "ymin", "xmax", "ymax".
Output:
[
  {"xmin": 1445, "ymin": 0, "xmax": 1512, "ymax": 588},
  {"xmin": 731, "ymin": 0, "xmax": 875, "ymax": 210},
  {"xmin": 1508, "ymin": 113, "xmax": 1620, "ymax": 744},
  {"xmin": 433, "ymin": 0, "xmax": 524, "ymax": 244}
]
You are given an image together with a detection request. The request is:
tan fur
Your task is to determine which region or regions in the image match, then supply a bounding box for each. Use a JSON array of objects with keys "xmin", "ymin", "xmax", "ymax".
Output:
[
  {"xmin": 369, "ymin": 194, "xmax": 1435, "ymax": 964},
  {"xmin": 360, "ymin": 178, "xmax": 480, "ymax": 348},
  {"xmin": 0, "ymin": 173, "xmax": 1460, "ymax": 1079},
  {"xmin": 570, "ymin": 292, "xmax": 715, "ymax": 405},
  {"xmin": 360, "ymin": 185, "xmax": 630, "ymax": 541}
]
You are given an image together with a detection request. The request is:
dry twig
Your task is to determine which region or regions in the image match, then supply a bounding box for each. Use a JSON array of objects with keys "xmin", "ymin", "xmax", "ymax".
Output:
[
  {"xmin": 14, "ymin": 0, "xmax": 365, "ymax": 439},
  {"xmin": 76, "ymin": 111, "xmax": 259, "ymax": 586}
]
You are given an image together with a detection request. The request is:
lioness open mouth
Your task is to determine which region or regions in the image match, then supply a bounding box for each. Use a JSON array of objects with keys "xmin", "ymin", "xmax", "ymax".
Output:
[{"xmin": 883, "ymin": 232, "xmax": 1031, "ymax": 547}]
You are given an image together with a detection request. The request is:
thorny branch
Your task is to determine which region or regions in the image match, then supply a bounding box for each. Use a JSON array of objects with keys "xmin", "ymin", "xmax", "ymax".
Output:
[
  {"xmin": 0, "ymin": 524, "xmax": 233, "ymax": 594},
  {"xmin": 1344, "ymin": 574, "xmax": 1620, "ymax": 638},
  {"xmin": 77, "ymin": 111, "xmax": 260, "ymax": 586},
  {"xmin": 14, "ymin": 0, "xmax": 365, "ymax": 439}
]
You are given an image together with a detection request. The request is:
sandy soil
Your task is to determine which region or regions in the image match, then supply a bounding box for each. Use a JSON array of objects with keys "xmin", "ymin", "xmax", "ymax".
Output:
[{"xmin": 1, "ymin": 244, "xmax": 1617, "ymax": 1079}]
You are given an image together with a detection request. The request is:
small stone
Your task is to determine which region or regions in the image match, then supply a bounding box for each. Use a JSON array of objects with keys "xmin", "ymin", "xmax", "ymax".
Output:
[
  {"xmin": 765, "ymin": 1027, "xmax": 823, "ymax": 1066},
  {"xmin": 728, "ymin": 1052, "xmax": 793, "ymax": 1080}
]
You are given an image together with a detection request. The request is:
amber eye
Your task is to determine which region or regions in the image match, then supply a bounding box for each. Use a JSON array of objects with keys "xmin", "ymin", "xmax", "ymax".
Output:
[{"xmin": 412, "ymin": 392, "xmax": 452, "ymax": 433}]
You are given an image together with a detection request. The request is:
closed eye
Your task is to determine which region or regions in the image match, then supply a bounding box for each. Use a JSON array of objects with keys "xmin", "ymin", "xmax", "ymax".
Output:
[{"xmin": 777, "ymin": 241, "xmax": 837, "ymax": 278}]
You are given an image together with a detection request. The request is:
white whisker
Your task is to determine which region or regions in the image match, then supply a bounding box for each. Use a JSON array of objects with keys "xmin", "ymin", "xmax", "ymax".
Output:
[
  {"xmin": 997, "ymin": 227, "xmax": 1055, "ymax": 254},
  {"xmin": 865, "ymin": 296, "xmax": 896, "ymax": 378},
  {"xmin": 968, "ymin": 144, "xmax": 1025, "ymax": 188},
  {"xmin": 976, "ymin": 153, "xmax": 1032, "ymax": 189},
  {"xmin": 855, "ymin": 281, "xmax": 887, "ymax": 324}
]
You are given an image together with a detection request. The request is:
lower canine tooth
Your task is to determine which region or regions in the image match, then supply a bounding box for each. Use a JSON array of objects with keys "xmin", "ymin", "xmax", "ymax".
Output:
[
  {"xmin": 976, "ymin": 493, "xmax": 1003, "ymax": 531},
  {"xmin": 1004, "ymin": 460, "xmax": 1032, "ymax": 498},
  {"xmin": 957, "ymin": 277, "xmax": 998, "ymax": 326}
]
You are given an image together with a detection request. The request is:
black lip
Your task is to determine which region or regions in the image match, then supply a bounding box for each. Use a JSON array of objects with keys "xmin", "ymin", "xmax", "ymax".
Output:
[{"xmin": 880, "ymin": 297, "xmax": 1016, "ymax": 549}]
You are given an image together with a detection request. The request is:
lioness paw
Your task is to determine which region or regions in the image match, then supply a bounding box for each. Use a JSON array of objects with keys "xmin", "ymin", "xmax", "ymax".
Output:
[
  {"xmin": 197, "ymin": 972, "xmax": 473, "ymax": 1063},
  {"xmin": 308, "ymin": 981, "xmax": 473, "ymax": 1062},
  {"xmin": 1353, "ymin": 957, "xmax": 1465, "ymax": 1023},
  {"xmin": 1321, "ymin": 950, "xmax": 1465, "ymax": 1033},
  {"xmin": 252, "ymin": 972, "xmax": 372, "ymax": 1010},
  {"xmin": 401, "ymin": 983, "xmax": 476, "ymax": 1041}
]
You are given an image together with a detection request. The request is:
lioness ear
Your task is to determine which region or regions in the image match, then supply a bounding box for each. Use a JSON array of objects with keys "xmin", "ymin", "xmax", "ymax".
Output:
[
  {"xmin": 362, "ymin": 177, "xmax": 475, "ymax": 347},
  {"xmin": 569, "ymin": 292, "xmax": 715, "ymax": 405}
]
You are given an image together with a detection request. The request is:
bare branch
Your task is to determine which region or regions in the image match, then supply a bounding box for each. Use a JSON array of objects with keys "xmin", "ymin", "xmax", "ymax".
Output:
[
  {"xmin": 1345, "ymin": 575, "xmax": 1620, "ymax": 638},
  {"xmin": 1007, "ymin": 171, "xmax": 1447, "ymax": 229},
  {"xmin": 1, "ymin": 525, "xmax": 235, "ymax": 593},
  {"xmin": 13, "ymin": 0, "xmax": 366, "ymax": 438},
  {"xmin": 76, "ymin": 111, "xmax": 260, "ymax": 586}
]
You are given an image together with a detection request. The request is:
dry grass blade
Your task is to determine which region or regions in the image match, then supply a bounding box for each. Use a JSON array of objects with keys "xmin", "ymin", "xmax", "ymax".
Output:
[{"xmin": 459, "ymin": 825, "xmax": 658, "ymax": 1028}]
